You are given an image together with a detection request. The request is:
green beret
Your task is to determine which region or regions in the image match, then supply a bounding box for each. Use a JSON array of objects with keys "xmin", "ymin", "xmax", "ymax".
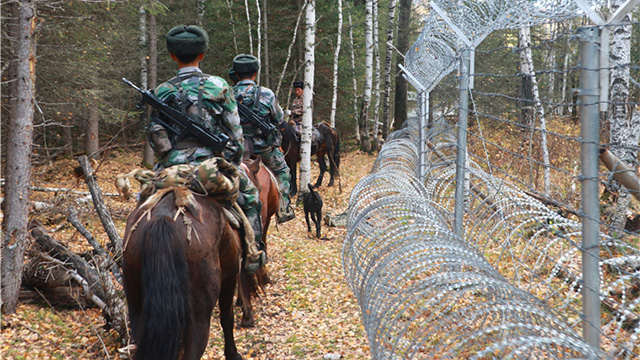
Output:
[
  {"xmin": 166, "ymin": 25, "xmax": 209, "ymax": 56},
  {"xmin": 228, "ymin": 68, "xmax": 239, "ymax": 83},
  {"xmin": 232, "ymin": 54, "xmax": 260, "ymax": 74}
]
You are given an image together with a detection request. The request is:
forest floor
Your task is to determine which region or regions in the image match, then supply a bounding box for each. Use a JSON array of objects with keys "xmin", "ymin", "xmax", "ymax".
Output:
[{"xmin": 1, "ymin": 147, "xmax": 377, "ymax": 360}]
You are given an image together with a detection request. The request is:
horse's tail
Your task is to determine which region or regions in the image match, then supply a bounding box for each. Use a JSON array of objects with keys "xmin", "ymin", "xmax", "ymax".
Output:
[
  {"xmin": 136, "ymin": 216, "xmax": 190, "ymax": 360},
  {"xmin": 333, "ymin": 129, "xmax": 341, "ymax": 170}
]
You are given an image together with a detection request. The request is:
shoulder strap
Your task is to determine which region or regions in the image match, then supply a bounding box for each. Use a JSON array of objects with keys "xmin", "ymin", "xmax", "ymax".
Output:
[{"xmin": 253, "ymin": 86, "xmax": 262, "ymax": 112}]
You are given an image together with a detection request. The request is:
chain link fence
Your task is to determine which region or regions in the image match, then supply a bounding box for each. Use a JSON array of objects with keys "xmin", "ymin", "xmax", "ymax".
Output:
[{"xmin": 344, "ymin": 0, "xmax": 640, "ymax": 358}]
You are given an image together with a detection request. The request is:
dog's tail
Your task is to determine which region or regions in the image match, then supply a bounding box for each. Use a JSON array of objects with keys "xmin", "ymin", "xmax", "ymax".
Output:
[{"xmin": 308, "ymin": 183, "xmax": 315, "ymax": 192}]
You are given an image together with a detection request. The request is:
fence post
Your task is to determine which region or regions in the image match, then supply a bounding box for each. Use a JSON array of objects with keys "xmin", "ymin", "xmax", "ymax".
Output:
[
  {"xmin": 577, "ymin": 25, "xmax": 601, "ymax": 352},
  {"xmin": 418, "ymin": 91, "xmax": 429, "ymax": 181},
  {"xmin": 454, "ymin": 48, "xmax": 471, "ymax": 238}
]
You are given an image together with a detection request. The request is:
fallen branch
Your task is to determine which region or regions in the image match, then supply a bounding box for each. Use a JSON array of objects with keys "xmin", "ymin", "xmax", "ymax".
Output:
[
  {"xmin": 30, "ymin": 185, "xmax": 120, "ymax": 197},
  {"xmin": 67, "ymin": 206, "xmax": 123, "ymax": 284},
  {"xmin": 78, "ymin": 156, "xmax": 124, "ymax": 263}
]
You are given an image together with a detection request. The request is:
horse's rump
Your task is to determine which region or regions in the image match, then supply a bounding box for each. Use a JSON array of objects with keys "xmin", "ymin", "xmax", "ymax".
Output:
[{"xmin": 123, "ymin": 187, "xmax": 242, "ymax": 360}]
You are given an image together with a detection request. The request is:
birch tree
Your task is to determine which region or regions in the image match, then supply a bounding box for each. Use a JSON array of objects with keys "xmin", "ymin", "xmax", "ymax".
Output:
[
  {"xmin": 262, "ymin": 0, "xmax": 270, "ymax": 88},
  {"xmin": 607, "ymin": 0, "xmax": 639, "ymax": 229},
  {"xmin": 255, "ymin": 0, "xmax": 262, "ymax": 83},
  {"xmin": 329, "ymin": 0, "xmax": 343, "ymax": 128},
  {"xmin": 226, "ymin": 0, "xmax": 239, "ymax": 53},
  {"xmin": 2, "ymin": 0, "xmax": 37, "ymax": 314},
  {"xmin": 276, "ymin": 2, "xmax": 306, "ymax": 98},
  {"xmin": 299, "ymin": 0, "xmax": 316, "ymax": 196},
  {"xmin": 245, "ymin": 0, "xmax": 254, "ymax": 54},
  {"xmin": 140, "ymin": 6, "xmax": 154, "ymax": 166},
  {"xmin": 372, "ymin": 0, "xmax": 381, "ymax": 151},
  {"xmin": 358, "ymin": 0, "xmax": 374, "ymax": 153},
  {"xmin": 348, "ymin": 7, "xmax": 360, "ymax": 145},
  {"xmin": 519, "ymin": 27, "xmax": 550, "ymax": 196},
  {"xmin": 382, "ymin": 0, "xmax": 397, "ymax": 139}
]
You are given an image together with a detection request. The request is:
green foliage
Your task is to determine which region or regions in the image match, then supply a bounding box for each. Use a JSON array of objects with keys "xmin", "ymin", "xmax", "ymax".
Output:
[{"xmin": 5, "ymin": 0, "xmax": 422, "ymax": 159}]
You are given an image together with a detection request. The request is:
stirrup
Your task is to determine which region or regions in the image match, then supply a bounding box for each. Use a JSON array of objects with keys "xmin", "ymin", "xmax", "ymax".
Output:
[
  {"xmin": 244, "ymin": 251, "xmax": 266, "ymax": 274},
  {"xmin": 277, "ymin": 208, "xmax": 295, "ymax": 224}
]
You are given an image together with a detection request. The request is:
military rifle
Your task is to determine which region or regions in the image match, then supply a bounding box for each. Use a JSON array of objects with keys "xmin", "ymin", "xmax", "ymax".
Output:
[
  {"xmin": 236, "ymin": 101, "xmax": 276, "ymax": 136},
  {"xmin": 122, "ymin": 78, "xmax": 229, "ymax": 154}
]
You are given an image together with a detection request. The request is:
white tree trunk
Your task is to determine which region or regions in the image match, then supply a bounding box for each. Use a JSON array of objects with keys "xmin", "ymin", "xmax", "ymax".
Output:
[
  {"xmin": 226, "ymin": 0, "xmax": 239, "ymax": 53},
  {"xmin": 276, "ymin": 3, "xmax": 306, "ymax": 98},
  {"xmin": 372, "ymin": 0, "xmax": 381, "ymax": 151},
  {"xmin": 329, "ymin": 0, "xmax": 343, "ymax": 128},
  {"xmin": 348, "ymin": 8, "xmax": 360, "ymax": 145},
  {"xmin": 608, "ymin": 1, "xmax": 637, "ymax": 229},
  {"xmin": 299, "ymin": 0, "xmax": 316, "ymax": 196},
  {"xmin": 244, "ymin": 0, "xmax": 254, "ymax": 54},
  {"xmin": 547, "ymin": 24, "xmax": 556, "ymax": 112},
  {"xmin": 382, "ymin": 0, "xmax": 397, "ymax": 139},
  {"xmin": 558, "ymin": 36, "xmax": 571, "ymax": 116},
  {"xmin": 358, "ymin": 0, "xmax": 374, "ymax": 153},
  {"xmin": 143, "ymin": 12, "xmax": 158, "ymax": 166},
  {"xmin": 255, "ymin": 0, "xmax": 262, "ymax": 83},
  {"xmin": 197, "ymin": 0, "xmax": 205, "ymax": 25},
  {"xmin": 2, "ymin": 0, "xmax": 36, "ymax": 314},
  {"xmin": 262, "ymin": 0, "xmax": 270, "ymax": 88},
  {"xmin": 519, "ymin": 27, "xmax": 550, "ymax": 196},
  {"xmin": 139, "ymin": 7, "xmax": 148, "ymax": 91}
]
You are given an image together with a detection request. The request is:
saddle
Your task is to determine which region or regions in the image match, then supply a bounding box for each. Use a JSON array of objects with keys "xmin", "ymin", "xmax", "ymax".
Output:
[
  {"xmin": 121, "ymin": 157, "xmax": 252, "ymax": 248},
  {"xmin": 293, "ymin": 123, "xmax": 324, "ymax": 147}
]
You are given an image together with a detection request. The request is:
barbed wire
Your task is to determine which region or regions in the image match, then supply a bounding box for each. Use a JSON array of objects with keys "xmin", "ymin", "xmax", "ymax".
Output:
[{"xmin": 344, "ymin": 1, "xmax": 640, "ymax": 358}]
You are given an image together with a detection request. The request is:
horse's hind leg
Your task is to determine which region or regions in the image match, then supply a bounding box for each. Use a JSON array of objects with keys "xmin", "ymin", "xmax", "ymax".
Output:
[
  {"xmin": 314, "ymin": 155, "xmax": 327, "ymax": 188},
  {"xmin": 220, "ymin": 273, "xmax": 242, "ymax": 359}
]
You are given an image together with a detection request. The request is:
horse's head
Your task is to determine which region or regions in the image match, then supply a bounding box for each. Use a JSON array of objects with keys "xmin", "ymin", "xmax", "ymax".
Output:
[{"xmin": 279, "ymin": 121, "xmax": 297, "ymax": 145}]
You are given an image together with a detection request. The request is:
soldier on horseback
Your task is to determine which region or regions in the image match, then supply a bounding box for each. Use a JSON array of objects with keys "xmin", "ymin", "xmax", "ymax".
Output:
[
  {"xmin": 146, "ymin": 25, "xmax": 265, "ymax": 273},
  {"xmin": 231, "ymin": 54, "xmax": 295, "ymax": 224}
]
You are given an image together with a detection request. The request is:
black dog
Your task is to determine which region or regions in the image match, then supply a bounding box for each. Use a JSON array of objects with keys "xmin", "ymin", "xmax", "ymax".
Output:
[{"xmin": 303, "ymin": 183, "xmax": 323, "ymax": 238}]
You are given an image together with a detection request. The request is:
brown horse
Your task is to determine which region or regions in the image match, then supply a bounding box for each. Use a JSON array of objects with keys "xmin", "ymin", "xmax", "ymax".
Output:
[
  {"xmin": 279, "ymin": 121, "xmax": 340, "ymax": 196},
  {"xmin": 238, "ymin": 156, "xmax": 279, "ymax": 327},
  {"xmin": 123, "ymin": 188, "xmax": 247, "ymax": 360}
]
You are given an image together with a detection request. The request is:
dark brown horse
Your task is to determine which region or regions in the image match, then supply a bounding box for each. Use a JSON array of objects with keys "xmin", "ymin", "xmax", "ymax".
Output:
[
  {"xmin": 279, "ymin": 121, "xmax": 340, "ymax": 196},
  {"xmin": 123, "ymin": 188, "xmax": 247, "ymax": 360},
  {"xmin": 237, "ymin": 156, "xmax": 280, "ymax": 327}
]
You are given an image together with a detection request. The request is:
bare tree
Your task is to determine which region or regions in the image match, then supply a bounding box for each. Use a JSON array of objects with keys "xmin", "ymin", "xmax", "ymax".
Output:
[
  {"xmin": 262, "ymin": 0, "xmax": 271, "ymax": 88},
  {"xmin": 382, "ymin": 0, "xmax": 397, "ymax": 140},
  {"xmin": 519, "ymin": 27, "xmax": 550, "ymax": 196},
  {"xmin": 226, "ymin": 0, "xmax": 239, "ymax": 53},
  {"xmin": 393, "ymin": 0, "xmax": 411, "ymax": 131},
  {"xmin": 608, "ymin": 0, "xmax": 639, "ymax": 230},
  {"xmin": 372, "ymin": 0, "xmax": 381, "ymax": 151},
  {"xmin": 140, "ymin": 6, "xmax": 154, "ymax": 167},
  {"xmin": 245, "ymin": 0, "xmax": 254, "ymax": 54},
  {"xmin": 358, "ymin": 0, "xmax": 374, "ymax": 153},
  {"xmin": 329, "ymin": 0, "xmax": 343, "ymax": 128},
  {"xmin": 299, "ymin": 0, "xmax": 316, "ymax": 196},
  {"xmin": 255, "ymin": 0, "xmax": 262, "ymax": 83},
  {"xmin": 2, "ymin": 0, "xmax": 37, "ymax": 314},
  {"xmin": 276, "ymin": 2, "xmax": 306, "ymax": 98},
  {"xmin": 347, "ymin": 7, "xmax": 360, "ymax": 145}
]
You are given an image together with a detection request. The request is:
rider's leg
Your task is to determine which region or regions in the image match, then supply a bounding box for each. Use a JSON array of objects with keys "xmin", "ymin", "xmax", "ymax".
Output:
[
  {"xmin": 236, "ymin": 166, "xmax": 265, "ymax": 273},
  {"xmin": 258, "ymin": 147, "xmax": 295, "ymax": 223}
]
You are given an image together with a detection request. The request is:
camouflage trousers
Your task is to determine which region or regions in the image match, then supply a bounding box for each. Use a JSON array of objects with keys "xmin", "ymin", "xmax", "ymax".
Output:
[
  {"xmin": 236, "ymin": 165, "xmax": 264, "ymax": 249},
  {"xmin": 254, "ymin": 145, "xmax": 292, "ymax": 211}
]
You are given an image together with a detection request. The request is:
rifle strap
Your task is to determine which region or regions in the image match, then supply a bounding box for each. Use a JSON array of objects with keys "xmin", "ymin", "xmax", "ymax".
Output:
[
  {"xmin": 197, "ymin": 77, "xmax": 206, "ymax": 122},
  {"xmin": 253, "ymin": 86, "xmax": 262, "ymax": 112}
]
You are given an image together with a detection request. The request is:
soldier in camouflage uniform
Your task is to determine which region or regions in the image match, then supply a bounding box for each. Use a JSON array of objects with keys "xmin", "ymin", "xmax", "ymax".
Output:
[
  {"xmin": 288, "ymin": 80, "xmax": 304, "ymax": 126},
  {"xmin": 232, "ymin": 54, "xmax": 295, "ymax": 223},
  {"xmin": 147, "ymin": 25, "xmax": 265, "ymax": 273}
]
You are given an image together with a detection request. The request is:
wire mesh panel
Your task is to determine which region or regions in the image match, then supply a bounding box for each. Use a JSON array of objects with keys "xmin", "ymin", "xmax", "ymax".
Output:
[{"xmin": 344, "ymin": 0, "xmax": 640, "ymax": 358}]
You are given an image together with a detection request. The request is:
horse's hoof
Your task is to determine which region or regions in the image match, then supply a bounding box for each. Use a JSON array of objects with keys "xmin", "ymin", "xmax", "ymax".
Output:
[{"xmin": 241, "ymin": 317, "xmax": 255, "ymax": 328}]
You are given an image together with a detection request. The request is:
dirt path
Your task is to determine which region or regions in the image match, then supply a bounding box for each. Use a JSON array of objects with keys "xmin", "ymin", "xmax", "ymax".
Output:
[{"xmin": 1, "ymin": 150, "xmax": 376, "ymax": 360}]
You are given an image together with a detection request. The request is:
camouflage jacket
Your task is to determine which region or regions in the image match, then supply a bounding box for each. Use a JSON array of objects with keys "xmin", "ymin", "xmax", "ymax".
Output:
[
  {"xmin": 290, "ymin": 95, "xmax": 303, "ymax": 124},
  {"xmin": 233, "ymin": 79, "xmax": 284, "ymax": 149},
  {"xmin": 150, "ymin": 67, "xmax": 243, "ymax": 168}
]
